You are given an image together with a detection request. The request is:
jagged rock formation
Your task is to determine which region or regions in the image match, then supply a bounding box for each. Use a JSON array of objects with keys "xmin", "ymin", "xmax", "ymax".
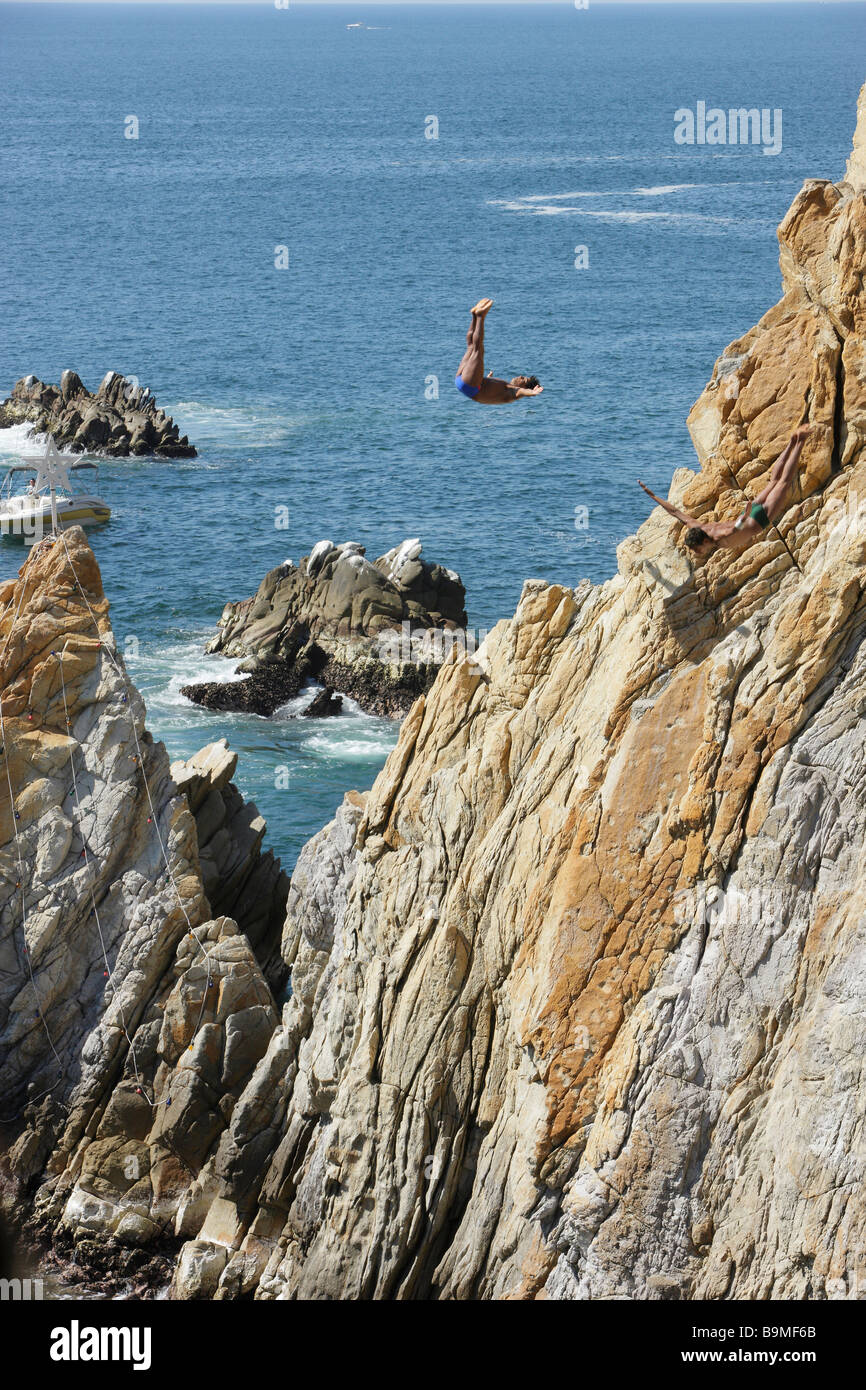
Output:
[
  {"xmin": 182, "ymin": 539, "xmax": 469, "ymax": 718},
  {"xmin": 170, "ymin": 741, "xmax": 290, "ymax": 997},
  {"xmin": 0, "ymin": 371, "xmax": 195, "ymax": 457},
  {"xmin": 0, "ymin": 531, "xmax": 207, "ymax": 1134},
  {"xmin": 0, "ymin": 533, "xmax": 281, "ymax": 1281},
  {"xmin": 3, "ymin": 93, "xmax": 866, "ymax": 1302}
]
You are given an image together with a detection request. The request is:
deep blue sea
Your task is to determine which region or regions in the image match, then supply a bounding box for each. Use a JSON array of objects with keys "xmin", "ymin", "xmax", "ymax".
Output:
[{"xmin": 1, "ymin": 1, "xmax": 863, "ymax": 869}]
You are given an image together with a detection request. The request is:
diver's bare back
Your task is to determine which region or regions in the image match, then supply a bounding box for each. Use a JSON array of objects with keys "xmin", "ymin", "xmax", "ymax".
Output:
[{"xmin": 690, "ymin": 514, "xmax": 759, "ymax": 553}]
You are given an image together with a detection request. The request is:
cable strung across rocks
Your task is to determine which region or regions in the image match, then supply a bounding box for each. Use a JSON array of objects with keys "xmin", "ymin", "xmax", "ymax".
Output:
[{"xmin": 0, "ymin": 530, "xmax": 244, "ymax": 1125}]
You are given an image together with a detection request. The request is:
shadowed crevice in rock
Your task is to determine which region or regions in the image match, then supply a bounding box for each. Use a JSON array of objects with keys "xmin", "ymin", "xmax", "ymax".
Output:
[{"xmin": 831, "ymin": 345, "xmax": 847, "ymax": 474}]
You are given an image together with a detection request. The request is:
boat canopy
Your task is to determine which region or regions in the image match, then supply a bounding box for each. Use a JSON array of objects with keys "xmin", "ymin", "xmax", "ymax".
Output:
[{"xmin": 1, "ymin": 461, "xmax": 101, "ymax": 494}]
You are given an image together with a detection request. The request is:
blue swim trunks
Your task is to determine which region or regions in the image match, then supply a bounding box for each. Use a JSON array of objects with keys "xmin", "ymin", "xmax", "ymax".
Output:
[{"xmin": 455, "ymin": 374, "xmax": 480, "ymax": 400}]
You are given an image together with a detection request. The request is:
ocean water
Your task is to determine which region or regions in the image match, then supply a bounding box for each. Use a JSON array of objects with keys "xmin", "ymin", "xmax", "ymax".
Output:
[{"xmin": 0, "ymin": 1, "xmax": 862, "ymax": 869}]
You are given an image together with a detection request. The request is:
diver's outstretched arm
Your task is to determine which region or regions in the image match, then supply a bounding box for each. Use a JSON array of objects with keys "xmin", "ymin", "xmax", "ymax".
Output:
[
  {"xmin": 638, "ymin": 480, "xmax": 702, "ymax": 531},
  {"xmin": 476, "ymin": 376, "xmax": 543, "ymax": 404}
]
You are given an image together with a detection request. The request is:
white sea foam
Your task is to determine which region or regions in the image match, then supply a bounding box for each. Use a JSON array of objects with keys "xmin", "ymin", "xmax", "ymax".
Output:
[
  {"xmin": 518, "ymin": 205, "xmax": 586, "ymax": 216},
  {"xmin": 489, "ymin": 196, "xmax": 696, "ymax": 217},
  {"xmin": 578, "ymin": 209, "xmax": 686, "ymax": 221},
  {"xmin": 270, "ymin": 682, "xmax": 399, "ymax": 761},
  {"xmin": 492, "ymin": 204, "xmax": 696, "ymax": 220},
  {"xmin": 170, "ymin": 401, "xmax": 299, "ymax": 445},
  {"xmin": 491, "ymin": 179, "xmax": 784, "ymax": 217},
  {"xmin": 575, "ymin": 210, "xmax": 744, "ymax": 224},
  {"xmin": 292, "ymin": 686, "xmax": 399, "ymax": 760},
  {"xmin": 304, "ymin": 732, "xmax": 398, "ymax": 760},
  {"xmin": 336, "ymin": 694, "xmax": 366, "ymax": 717},
  {"xmin": 490, "ymin": 191, "xmax": 609, "ymax": 204},
  {"xmin": 632, "ymin": 183, "xmax": 697, "ymax": 195},
  {"xmin": 273, "ymin": 686, "xmax": 322, "ymax": 719},
  {"xmin": 130, "ymin": 639, "xmax": 246, "ymax": 724},
  {"xmin": 510, "ymin": 184, "xmax": 697, "ymax": 203},
  {"xmin": 0, "ymin": 423, "xmax": 42, "ymax": 456}
]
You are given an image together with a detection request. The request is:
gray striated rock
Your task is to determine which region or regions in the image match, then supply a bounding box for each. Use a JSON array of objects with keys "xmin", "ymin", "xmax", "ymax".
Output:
[
  {"xmin": 170, "ymin": 1237, "xmax": 227, "ymax": 1299},
  {"xmin": 172, "ymin": 791, "xmax": 366, "ymax": 1299},
  {"xmin": 0, "ymin": 371, "xmax": 196, "ymax": 457}
]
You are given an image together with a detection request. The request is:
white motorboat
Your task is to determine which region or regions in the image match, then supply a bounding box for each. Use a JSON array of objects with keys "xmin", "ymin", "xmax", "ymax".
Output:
[{"xmin": 0, "ymin": 460, "xmax": 111, "ymax": 542}]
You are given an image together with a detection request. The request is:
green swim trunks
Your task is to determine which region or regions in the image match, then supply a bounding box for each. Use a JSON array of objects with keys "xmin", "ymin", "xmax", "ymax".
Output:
[{"xmin": 751, "ymin": 502, "xmax": 771, "ymax": 529}]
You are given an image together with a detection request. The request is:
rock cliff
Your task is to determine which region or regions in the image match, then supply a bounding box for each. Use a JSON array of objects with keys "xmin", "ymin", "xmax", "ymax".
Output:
[
  {"xmin": 188, "ymin": 101, "xmax": 864, "ymax": 1300},
  {"xmin": 0, "ymin": 371, "xmax": 195, "ymax": 457},
  {"xmin": 2, "ymin": 94, "xmax": 866, "ymax": 1301},
  {"xmin": 183, "ymin": 538, "xmax": 469, "ymax": 718},
  {"xmin": 0, "ymin": 536, "xmax": 282, "ymax": 1280}
]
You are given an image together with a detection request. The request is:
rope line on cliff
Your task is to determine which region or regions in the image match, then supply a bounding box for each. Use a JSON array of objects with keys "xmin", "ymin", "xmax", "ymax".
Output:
[
  {"xmin": 54, "ymin": 529, "xmax": 218, "ymax": 1053},
  {"xmin": 54, "ymin": 640, "xmax": 154, "ymax": 1107},
  {"xmin": 0, "ymin": 689, "xmax": 68, "ymax": 1123},
  {"xmin": 1, "ymin": 530, "xmax": 273, "ymax": 1129}
]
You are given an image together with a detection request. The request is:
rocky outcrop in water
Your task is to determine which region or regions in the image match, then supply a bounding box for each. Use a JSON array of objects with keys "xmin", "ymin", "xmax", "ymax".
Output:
[
  {"xmin": 0, "ymin": 371, "xmax": 195, "ymax": 457},
  {"xmin": 182, "ymin": 538, "xmax": 469, "ymax": 718},
  {"xmin": 301, "ymin": 686, "xmax": 342, "ymax": 718},
  {"xmin": 3, "ymin": 91, "xmax": 866, "ymax": 1302}
]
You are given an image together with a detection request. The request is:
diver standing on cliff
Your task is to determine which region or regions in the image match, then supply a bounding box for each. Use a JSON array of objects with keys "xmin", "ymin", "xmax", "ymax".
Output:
[
  {"xmin": 454, "ymin": 299, "xmax": 544, "ymax": 404},
  {"xmin": 638, "ymin": 424, "xmax": 812, "ymax": 562}
]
